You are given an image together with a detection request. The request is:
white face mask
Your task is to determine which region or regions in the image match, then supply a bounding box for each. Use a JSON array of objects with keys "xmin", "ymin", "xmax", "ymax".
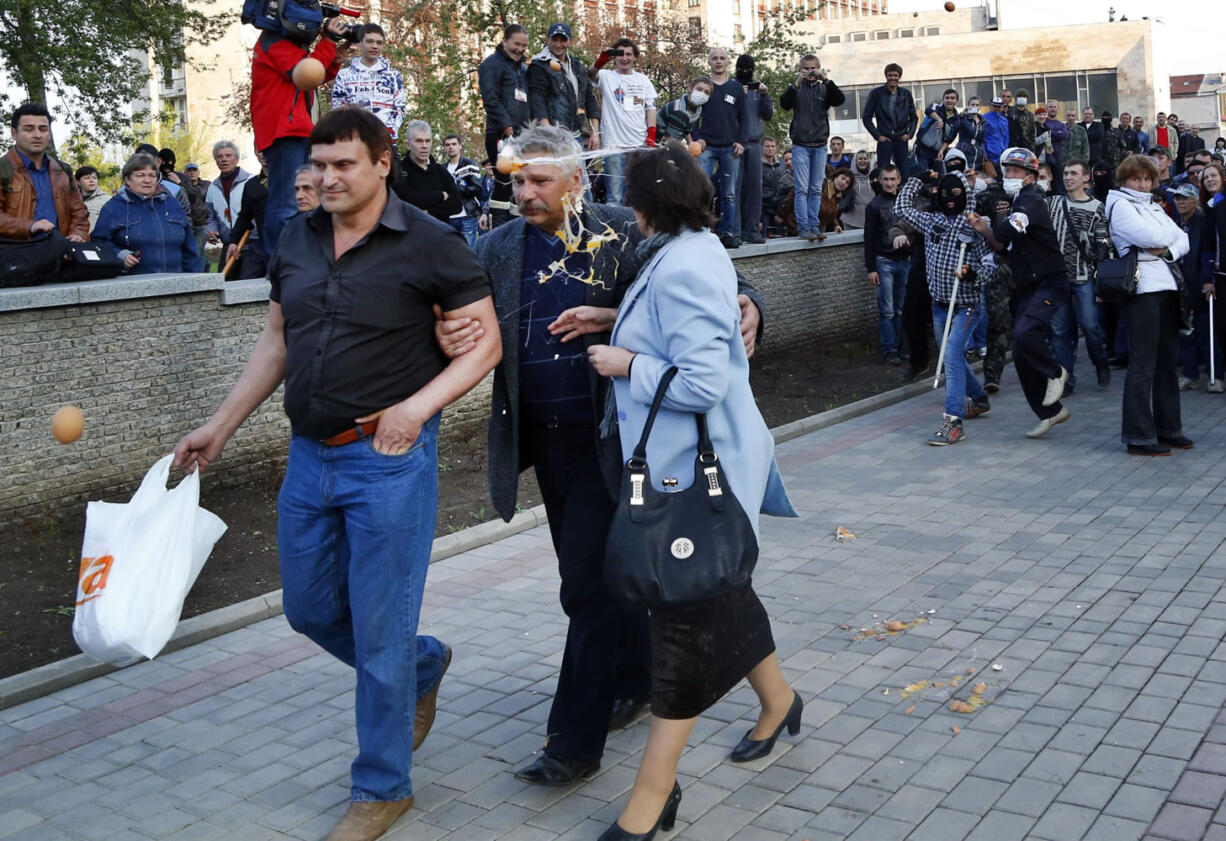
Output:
[
  {"xmin": 1003, "ymin": 177, "xmax": 1025, "ymax": 196},
  {"xmin": 1037, "ymin": 179, "xmax": 1050, "ymax": 193},
  {"xmin": 1016, "ymin": 97, "xmax": 1028, "ymax": 106},
  {"xmin": 689, "ymin": 90, "xmax": 709, "ymax": 106}
]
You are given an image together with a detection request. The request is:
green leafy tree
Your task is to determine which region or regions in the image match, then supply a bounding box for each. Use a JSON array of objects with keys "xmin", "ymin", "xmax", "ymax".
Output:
[{"xmin": 0, "ymin": 0, "xmax": 229, "ymax": 143}]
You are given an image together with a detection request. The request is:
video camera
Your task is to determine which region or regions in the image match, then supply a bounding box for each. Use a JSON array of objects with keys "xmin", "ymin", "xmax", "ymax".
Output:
[{"xmin": 241, "ymin": 0, "xmax": 364, "ymax": 45}]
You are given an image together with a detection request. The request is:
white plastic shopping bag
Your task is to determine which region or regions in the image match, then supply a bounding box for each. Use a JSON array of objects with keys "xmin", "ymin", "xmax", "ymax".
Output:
[{"xmin": 72, "ymin": 454, "xmax": 227, "ymax": 662}]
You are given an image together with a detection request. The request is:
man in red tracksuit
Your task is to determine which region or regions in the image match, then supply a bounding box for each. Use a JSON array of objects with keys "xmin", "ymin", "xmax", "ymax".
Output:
[{"xmin": 251, "ymin": 16, "xmax": 348, "ymax": 255}]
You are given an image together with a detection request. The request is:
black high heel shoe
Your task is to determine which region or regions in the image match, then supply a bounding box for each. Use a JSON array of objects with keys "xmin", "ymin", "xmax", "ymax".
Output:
[
  {"xmin": 729, "ymin": 691, "xmax": 803, "ymax": 762},
  {"xmin": 597, "ymin": 781, "xmax": 682, "ymax": 840}
]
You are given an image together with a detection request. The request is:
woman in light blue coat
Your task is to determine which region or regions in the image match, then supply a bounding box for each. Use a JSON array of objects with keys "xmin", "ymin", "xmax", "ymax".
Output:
[{"xmin": 587, "ymin": 141, "xmax": 801, "ymax": 841}]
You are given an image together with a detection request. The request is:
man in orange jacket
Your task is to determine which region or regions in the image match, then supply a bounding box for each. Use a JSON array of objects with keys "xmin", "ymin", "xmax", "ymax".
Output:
[{"xmin": 0, "ymin": 102, "xmax": 88, "ymax": 241}]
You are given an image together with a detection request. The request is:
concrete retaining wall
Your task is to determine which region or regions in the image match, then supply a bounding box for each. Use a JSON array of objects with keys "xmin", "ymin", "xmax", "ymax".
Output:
[{"xmin": 0, "ymin": 232, "xmax": 871, "ymax": 524}]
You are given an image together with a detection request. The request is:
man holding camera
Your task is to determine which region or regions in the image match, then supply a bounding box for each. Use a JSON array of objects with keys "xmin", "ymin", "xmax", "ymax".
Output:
[
  {"xmin": 780, "ymin": 54, "xmax": 845, "ymax": 241},
  {"xmin": 251, "ymin": 10, "xmax": 350, "ymax": 255},
  {"xmin": 589, "ymin": 38, "xmax": 657, "ymax": 204}
]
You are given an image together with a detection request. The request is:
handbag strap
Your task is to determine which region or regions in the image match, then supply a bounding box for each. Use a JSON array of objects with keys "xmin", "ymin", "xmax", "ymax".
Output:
[
  {"xmin": 629, "ymin": 366, "xmax": 717, "ymax": 466},
  {"xmin": 630, "ymin": 367, "xmax": 679, "ymax": 466}
]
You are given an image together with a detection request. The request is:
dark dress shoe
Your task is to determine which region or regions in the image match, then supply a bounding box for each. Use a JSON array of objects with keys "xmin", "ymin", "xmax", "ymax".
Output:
[
  {"xmin": 1096, "ymin": 364, "xmax": 1111, "ymax": 388},
  {"xmin": 1127, "ymin": 444, "xmax": 1171, "ymax": 456},
  {"xmin": 597, "ymin": 782, "xmax": 681, "ymax": 840},
  {"xmin": 1158, "ymin": 435, "xmax": 1194, "ymax": 449},
  {"xmin": 513, "ymin": 753, "xmax": 599, "ymax": 786},
  {"xmin": 609, "ymin": 697, "xmax": 649, "ymax": 731},
  {"xmin": 743, "ymin": 233, "xmax": 766, "ymax": 244},
  {"xmin": 729, "ymin": 691, "xmax": 803, "ymax": 763}
]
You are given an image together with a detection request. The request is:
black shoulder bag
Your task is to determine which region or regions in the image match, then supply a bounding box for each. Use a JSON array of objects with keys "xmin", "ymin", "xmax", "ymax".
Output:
[
  {"xmin": 604, "ymin": 367, "xmax": 759, "ymax": 607},
  {"xmin": 1094, "ymin": 200, "xmax": 1139, "ymax": 302}
]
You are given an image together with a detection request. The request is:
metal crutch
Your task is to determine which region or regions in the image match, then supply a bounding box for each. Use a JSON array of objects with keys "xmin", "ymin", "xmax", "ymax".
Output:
[{"xmin": 933, "ymin": 239, "xmax": 971, "ymax": 390}]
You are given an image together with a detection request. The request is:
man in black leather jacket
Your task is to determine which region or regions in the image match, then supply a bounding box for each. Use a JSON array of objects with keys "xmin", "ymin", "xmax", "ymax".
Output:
[{"xmin": 862, "ymin": 63, "xmax": 917, "ymax": 171}]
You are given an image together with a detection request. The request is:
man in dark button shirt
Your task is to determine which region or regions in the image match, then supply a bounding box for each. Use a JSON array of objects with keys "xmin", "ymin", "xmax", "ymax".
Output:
[
  {"xmin": 174, "ymin": 106, "xmax": 501, "ymax": 841},
  {"xmin": 440, "ymin": 125, "xmax": 766, "ymax": 788}
]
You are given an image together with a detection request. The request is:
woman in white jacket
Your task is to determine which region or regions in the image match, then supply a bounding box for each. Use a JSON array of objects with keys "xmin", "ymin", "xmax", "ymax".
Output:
[{"xmin": 1105, "ymin": 154, "xmax": 1192, "ymax": 455}]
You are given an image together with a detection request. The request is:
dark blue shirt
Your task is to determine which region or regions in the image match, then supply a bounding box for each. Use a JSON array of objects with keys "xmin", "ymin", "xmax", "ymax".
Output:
[
  {"xmin": 519, "ymin": 223, "xmax": 593, "ymax": 424},
  {"xmin": 17, "ymin": 150, "xmax": 57, "ymax": 229},
  {"xmin": 693, "ymin": 79, "xmax": 747, "ymax": 148}
]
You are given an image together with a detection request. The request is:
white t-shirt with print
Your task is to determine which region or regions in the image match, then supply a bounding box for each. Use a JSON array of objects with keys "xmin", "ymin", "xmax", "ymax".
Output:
[{"xmin": 597, "ymin": 68, "xmax": 657, "ymax": 149}]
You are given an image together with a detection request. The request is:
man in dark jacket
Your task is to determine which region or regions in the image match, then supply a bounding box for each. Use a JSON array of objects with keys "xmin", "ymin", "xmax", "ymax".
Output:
[
  {"xmin": 182, "ymin": 162, "xmax": 212, "ymax": 269},
  {"xmin": 1118, "ymin": 112, "xmax": 1139, "ymax": 155},
  {"xmin": 1101, "ymin": 111, "xmax": 1127, "ymax": 170},
  {"xmin": 1172, "ymin": 183, "xmax": 1221, "ymax": 390},
  {"xmin": 479, "ymin": 24, "xmax": 530, "ymax": 228},
  {"xmin": 862, "ymin": 63, "xmax": 916, "ymax": 173},
  {"xmin": 736, "ymin": 53, "xmax": 774, "ymax": 244},
  {"xmin": 782, "ymin": 53, "xmax": 845, "ymax": 240},
  {"xmin": 527, "ymin": 22, "xmax": 600, "ymax": 148},
  {"xmin": 1080, "ymin": 107, "xmax": 1105, "ymax": 163},
  {"xmin": 394, "ymin": 120, "xmax": 462, "ymax": 222},
  {"xmin": 863, "ymin": 164, "xmax": 912, "ymax": 364},
  {"xmin": 971, "ymin": 146, "xmax": 1071, "ymax": 437}
]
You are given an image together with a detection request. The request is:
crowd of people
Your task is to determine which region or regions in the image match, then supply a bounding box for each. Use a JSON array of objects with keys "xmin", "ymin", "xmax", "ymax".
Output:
[{"xmin": 4, "ymin": 17, "xmax": 1226, "ymax": 841}]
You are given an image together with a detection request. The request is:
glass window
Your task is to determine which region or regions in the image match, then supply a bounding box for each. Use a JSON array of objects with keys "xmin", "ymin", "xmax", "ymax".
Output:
[
  {"xmin": 850, "ymin": 31, "xmax": 867, "ymax": 41},
  {"xmin": 1003, "ymin": 75, "xmax": 1035, "ymax": 100},
  {"xmin": 1043, "ymin": 74, "xmax": 1077, "ymax": 111},
  {"xmin": 855, "ymin": 86, "xmax": 876, "ymax": 123},
  {"xmin": 875, "ymin": 30, "xmax": 890, "ymax": 39},
  {"xmin": 826, "ymin": 34, "xmax": 841, "ymax": 43},
  {"xmin": 962, "ymin": 77, "xmax": 995, "ymax": 109},
  {"xmin": 925, "ymin": 26, "xmax": 940, "ymax": 35},
  {"xmin": 1087, "ymin": 71, "xmax": 1118, "ymax": 116},
  {"xmin": 899, "ymin": 28, "xmax": 914, "ymax": 37},
  {"xmin": 833, "ymin": 86, "xmax": 859, "ymax": 122}
]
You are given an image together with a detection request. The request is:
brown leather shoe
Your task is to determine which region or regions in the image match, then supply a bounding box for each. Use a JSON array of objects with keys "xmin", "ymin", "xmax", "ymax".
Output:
[
  {"xmin": 323, "ymin": 797, "xmax": 414, "ymax": 841},
  {"xmin": 413, "ymin": 644, "xmax": 452, "ymax": 750}
]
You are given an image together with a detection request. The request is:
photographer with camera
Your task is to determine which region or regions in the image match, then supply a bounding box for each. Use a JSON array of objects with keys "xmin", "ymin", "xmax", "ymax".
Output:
[
  {"xmin": 780, "ymin": 54, "xmax": 844, "ymax": 242},
  {"xmin": 250, "ymin": 2, "xmax": 352, "ymax": 255}
]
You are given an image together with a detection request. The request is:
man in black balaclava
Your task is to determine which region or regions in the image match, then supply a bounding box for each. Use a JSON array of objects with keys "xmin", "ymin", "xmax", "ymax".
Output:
[
  {"xmin": 736, "ymin": 53, "xmax": 774, "ymax": 244},
  {"xmin": 1101, "ymin": 110, "xmax": 1125, "ymax": 170},
  {"xmin": 1092, "ymin": 161, "xmax": 1113, "ymax": 202}
]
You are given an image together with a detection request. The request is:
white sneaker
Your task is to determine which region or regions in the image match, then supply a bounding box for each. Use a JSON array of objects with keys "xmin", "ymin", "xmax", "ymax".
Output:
[
  {"xmin": 1026, "ymin": 406, "xmax": 1071, "ymax": 439},
  {"xmin": 1210, "ymin": 379, "xmax": 1226, "ymax": 393},
  {"xmin": 1179, "ymin": 376, "xmax": 1201, "ymax": 391},
  {"xmin": 1042, "ymin": 368, "xmax": 1069, "ymax": 407}
]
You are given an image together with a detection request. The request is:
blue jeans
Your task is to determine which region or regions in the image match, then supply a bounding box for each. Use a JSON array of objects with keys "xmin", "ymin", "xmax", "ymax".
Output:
[
  {"xmin": 604, "ymin": 151, "xmax": 627, "ymax": 204},
  {"xmin": 277, "ymin": 417, "xmax": 448, "ymax": 802},
  {"xmin": 699, "ymin": 145, "xmax": 741, "ymax": 236},
  {"xmin": 449, "ymin": 215, "xmax": 479, "ymax": 247},
  {"xmin": 791, "ymin": 146, "xmax": 827, "ymax": 233},
  {"xmin": 971, "ymin": 290, "xmax": 987, "ymax": 349},
  {"xmin": 1051, "ymin": 280, "xmax": 1109, "ymax": 388},
  {"xmin": 875, "ymin": 256, "xmax": 910, "ymax": 355},
  {"xmin": 261, "ymin": 137, "xmax": 310, "ymax": 255},
  {"xmin": 876, "ymin": 139, "xmax": 911, "ymax": 173},
  {"xmin": 932, "ymin": 302, "xmax": 985, "ymax": 418}
]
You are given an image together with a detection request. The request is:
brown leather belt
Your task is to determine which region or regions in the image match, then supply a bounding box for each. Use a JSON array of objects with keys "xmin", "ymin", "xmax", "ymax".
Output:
[{"xmin": 322, "ymin": 420, "xmax": 379, "ymax": 447}]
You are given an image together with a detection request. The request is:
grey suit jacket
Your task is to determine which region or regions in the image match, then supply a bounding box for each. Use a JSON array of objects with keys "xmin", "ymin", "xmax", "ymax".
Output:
[{"xmin": 476, "ymin": 206, "xmax": 768, "ymax": 522}]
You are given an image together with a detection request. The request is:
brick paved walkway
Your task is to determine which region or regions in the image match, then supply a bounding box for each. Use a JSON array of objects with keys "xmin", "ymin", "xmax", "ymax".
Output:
[{"xmin": 3, "ymin": 367, "xmax": 1226, "ymax": 841}]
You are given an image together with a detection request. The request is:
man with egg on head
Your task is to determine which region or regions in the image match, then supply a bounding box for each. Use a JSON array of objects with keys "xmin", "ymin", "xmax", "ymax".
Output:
[{"xmin": 436, "ymin": 124, "xmax": 765, "ymax": 787}]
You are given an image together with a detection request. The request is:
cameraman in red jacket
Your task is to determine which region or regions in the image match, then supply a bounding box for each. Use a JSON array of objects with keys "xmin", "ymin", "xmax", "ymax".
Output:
[{"xmin": 250, "ymin": 14, "xmax": 349, "ymax": 255}]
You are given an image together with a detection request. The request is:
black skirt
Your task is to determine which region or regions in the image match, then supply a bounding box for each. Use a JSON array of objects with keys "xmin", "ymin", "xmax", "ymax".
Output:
[{"xmin": 648, "ymin": 584, "xmax": 776, "ymax": 719}]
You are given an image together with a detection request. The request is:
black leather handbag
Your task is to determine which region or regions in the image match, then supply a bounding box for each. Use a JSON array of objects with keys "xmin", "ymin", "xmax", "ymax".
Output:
[
  {"xmin": 0, "ymin": 230, "xmax": 68, "ymax": 287},
  {"xmin": 1094, "ymin": 202, "xmax": 1140, "ymax": 302},
  {"xmin": 60, "ymin": 240, "xmax": 125, "ymax": 282},
  {"xmin": 604, "ymin": 367, "xmax": 759, "ymax": 607}
]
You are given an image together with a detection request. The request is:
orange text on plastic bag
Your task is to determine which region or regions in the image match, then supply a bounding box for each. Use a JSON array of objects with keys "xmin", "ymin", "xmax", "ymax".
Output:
[{"xmin": 76, "ymin": 555, "xmax": 114, "ymax": 606}]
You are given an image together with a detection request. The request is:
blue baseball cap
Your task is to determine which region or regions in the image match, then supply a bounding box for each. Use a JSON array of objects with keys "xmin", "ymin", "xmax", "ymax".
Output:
[{"xmin": 548, "ymin": 22, "xmax": 572, "ymax": 40}]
